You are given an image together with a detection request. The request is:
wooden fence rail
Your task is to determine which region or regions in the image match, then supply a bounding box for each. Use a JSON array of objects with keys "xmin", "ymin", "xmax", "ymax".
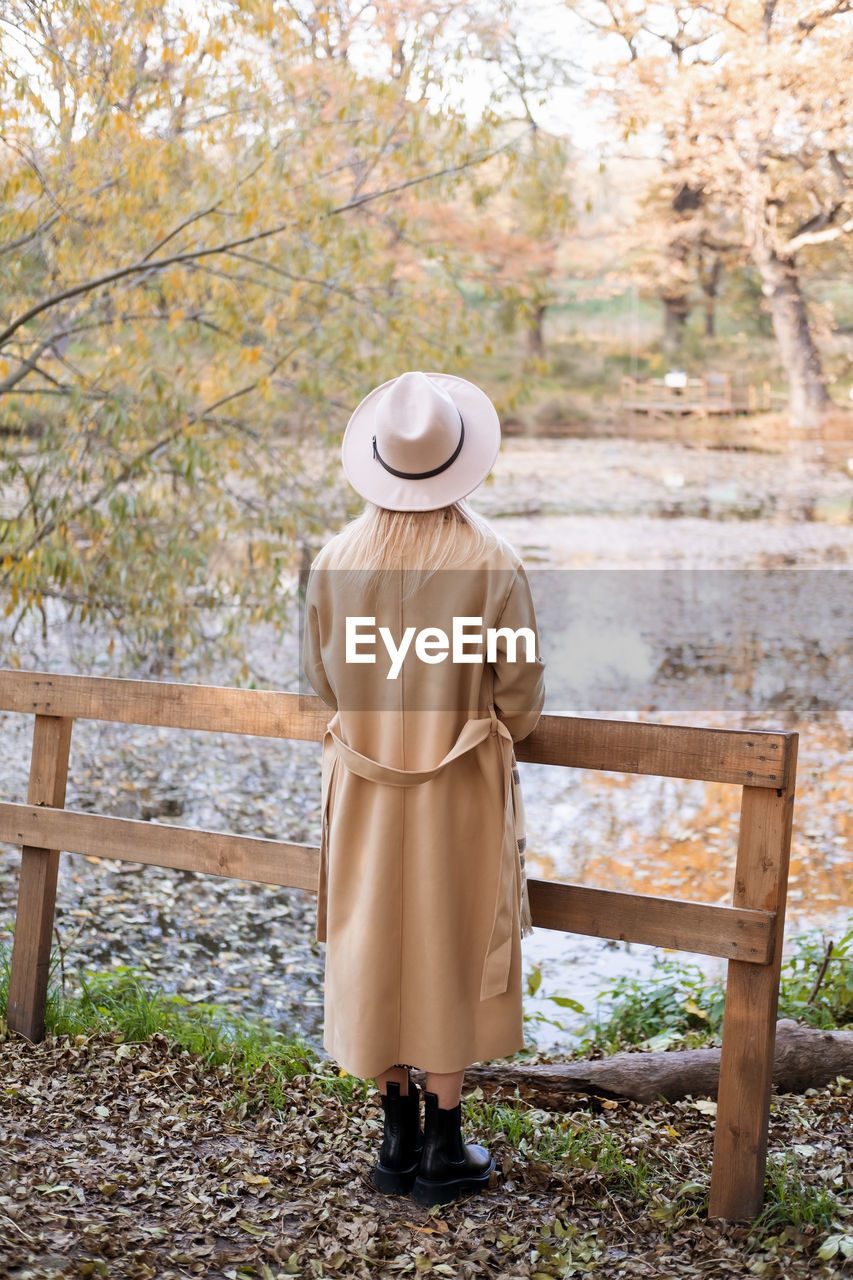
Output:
[{"xmin": 0, "ymin": 669, "xmax": 798, "ymax": 1221}]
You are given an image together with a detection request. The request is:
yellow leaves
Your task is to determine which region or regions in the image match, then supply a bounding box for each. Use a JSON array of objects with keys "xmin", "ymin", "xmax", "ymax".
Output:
[
  {"xmin": 0, "ymin": 0, "xmax": 548, "ymax": 677},
  {"xmin": 242, "ymin": 1172, "xmax": 270, "ymax": 1185},
  {"xmin": 180, "ymin": 31, "xmax": 199, "ymax": 59}
]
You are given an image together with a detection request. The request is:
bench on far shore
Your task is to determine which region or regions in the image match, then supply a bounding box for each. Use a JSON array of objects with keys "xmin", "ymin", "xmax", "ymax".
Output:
[{"xmin": 0, "ymin": 668, "xmax": 798, "ymax": 1222}]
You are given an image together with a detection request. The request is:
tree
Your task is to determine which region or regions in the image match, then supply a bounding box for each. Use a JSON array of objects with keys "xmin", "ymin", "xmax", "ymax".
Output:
[
  {"xmin": 0, "ymin": 0, "xmax": 540, "ymax": 673},
  {"xmin": 433, "ymin": 124, "xmax": 573, "ymax": 361},
  {"xmin": 583, "ymin": 0, "xmax": 853, "ymax": 431}
]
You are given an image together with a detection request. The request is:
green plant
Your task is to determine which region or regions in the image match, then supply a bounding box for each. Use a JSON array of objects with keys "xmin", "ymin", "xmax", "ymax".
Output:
[
  {"xmin": 776, "ymin": 926, "xmax": 853, "ymax": 1029},
  {"xmin": 572, "ymin": 918, "xmax": 853, "ymax": 1055},
  {"xmin": 523, "ymin": 962, "xmax": 586, "ymax": 1045},
  {"xmin": 580, "ymin": 958, "xmax": 727, "ymax": 1055},
  {"xmin": 468, "ymin": 1096, "xmax": 662, "ymax": 1197},
  {"xmin": 0, "ymin": 943, "xmax": 339, "ymax": 1111},
  {"xmin": 0, "ymin": 941, "xmax": 9, "ymax": 1018},
  {"xmin": 750, "ymin": 1152, "xmax": 841, "ymax": 1247}
]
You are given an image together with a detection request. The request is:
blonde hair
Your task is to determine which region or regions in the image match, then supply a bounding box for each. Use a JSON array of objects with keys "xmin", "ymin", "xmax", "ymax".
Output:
[{"xmin": 331, "ymin": 498, "xmax": 501, "ymax": 595}]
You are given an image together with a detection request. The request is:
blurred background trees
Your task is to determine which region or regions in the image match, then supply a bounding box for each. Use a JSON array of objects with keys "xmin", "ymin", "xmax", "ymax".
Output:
[
  {"xmin": 1, "ymin": 0, "xmax": 851, "ymax": 675},
  {"xmin": 0, "ymin": 0, "xmax": 566, "ymax": 669},
  {"xmin": 587, "ymin": 0, "xmax": 853, "ymax": 429}
]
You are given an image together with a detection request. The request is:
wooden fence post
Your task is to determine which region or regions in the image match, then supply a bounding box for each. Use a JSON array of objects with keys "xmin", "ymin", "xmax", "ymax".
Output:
[
  {"xmin": 709, "ymin": 736, "xmax": 798, "ymax": 1219},
  {"xmin": 6, "ymin": 713, "xmax": 73, "ymax": 1043}
]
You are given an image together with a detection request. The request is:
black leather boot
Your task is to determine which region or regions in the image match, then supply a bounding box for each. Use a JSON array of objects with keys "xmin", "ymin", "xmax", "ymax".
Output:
[
  {"xmin": 372, "ymin": 1079, "xmax": 424, "ymax": 1195},
  {"xmin": 411, "ymin": 1090, "xmax": 495, "ymax": 1206}
]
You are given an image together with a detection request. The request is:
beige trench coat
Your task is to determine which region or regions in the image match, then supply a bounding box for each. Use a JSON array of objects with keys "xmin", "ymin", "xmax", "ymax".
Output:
[{"xmin": 301, "ymin": 534, "xmax": 546, "ymax": 1078}]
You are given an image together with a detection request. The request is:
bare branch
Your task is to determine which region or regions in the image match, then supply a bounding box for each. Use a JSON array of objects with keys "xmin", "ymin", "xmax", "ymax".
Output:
[
  {"xmin": 762, "ymin": 1, "xmax": 778, "ymax": 38},
  {"xmin": 828, "ymin": 149, "xmax": 852, "ymax": 193},
  {"xmin": 785, "ymin": 218, "xmax": 853, "ymax": 254},
  {"xmin": 693, "ymin": 3, "xmax": 748, "ymax": 35},
  {"xmin": 789, "ymin": 201, "xmax": 847, "ymax": 241},
  {"xmin": 797, "ymin": 1, "xmax": 853, "ymax": 33},
  {"xmin": 0, "ymin": 330, "xmax": 71, "ymax": 393},
  {"xmin": 0, "ymin": 198, "xmax": 64, "ymax": 258},
  {"xmin": 221, "ymin": 249, "xmax": 374, "ymax": 309},
  {"xmin": 574, "ymin": 3, "xmax": 639, "ymax": 60},
  {"xmin": 139, "ymin": 201, "xmax": 227, "ymax": 263},
  {"xmin": 0, "ymin": 315, "xmax": 323, "ymax": 572}
]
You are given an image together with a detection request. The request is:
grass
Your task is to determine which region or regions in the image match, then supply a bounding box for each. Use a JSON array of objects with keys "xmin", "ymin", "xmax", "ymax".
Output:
[
  {"xmin": 6, "ymin": 915, "xmax": 853, "ymax": 1089},
  {"xmin": 757, "ymin": 1153, "xmax": 840, "ymax": 1238},
  {"xmin": 463, "ymin": 1095, "xmax": 850, "ymax": 1250},
  {"xmin": 467, "ymin": 1097, "xmax": 660, "ymax": 1194},
  {"xmin": 0, "ymin": 943, "xmax": 370, "ymax": 1111}
]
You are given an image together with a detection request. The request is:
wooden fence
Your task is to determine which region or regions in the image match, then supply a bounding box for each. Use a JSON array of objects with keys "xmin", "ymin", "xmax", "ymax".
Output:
[{"xmin": 0, "ymin": 669, "xmax": 798, "ymax": 1221}]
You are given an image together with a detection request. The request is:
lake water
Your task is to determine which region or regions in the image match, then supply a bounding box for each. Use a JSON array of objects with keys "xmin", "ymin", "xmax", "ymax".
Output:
[
  {"xmin": 1, "ymin": 436, "xmax": 851, "ymax": 1055},
  {"xmin": 475, "ymin": 438, "xmax": 853, "ymax": 1049}
]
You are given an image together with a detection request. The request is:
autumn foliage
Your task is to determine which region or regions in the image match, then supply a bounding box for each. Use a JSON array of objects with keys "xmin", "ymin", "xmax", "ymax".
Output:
[{"xmin": 0, "ymin": 0, "xmax": 561, "ymax": 667}]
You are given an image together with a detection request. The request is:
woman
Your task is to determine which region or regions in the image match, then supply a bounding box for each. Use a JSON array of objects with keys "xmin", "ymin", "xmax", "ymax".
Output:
[{"xmin": 302, "ymin": 370, "xmax": 545, "ymax": 1205}]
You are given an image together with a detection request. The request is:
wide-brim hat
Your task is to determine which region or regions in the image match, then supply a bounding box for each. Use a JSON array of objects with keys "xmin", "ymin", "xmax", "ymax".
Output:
[{"xmin": 341, "ymin": 370, "xmax": 501, "ymax": 511}]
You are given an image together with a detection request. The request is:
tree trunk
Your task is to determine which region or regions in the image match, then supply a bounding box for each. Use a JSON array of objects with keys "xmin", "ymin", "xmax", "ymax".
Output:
[
  {"xmin": 662, "ymin": 291, "xmax": 690, "ymax": 354},
  {"xmin": 751, "ymin": 240, "xmax": 831, "ymax": 432},
  {"xmin": 526, "ymin": 304, "xmax": 546, "ymax": 360},
  {"xmin": 661, "ymin": 195, "xmax": 698, "ymax": 355},
  {"xmin": 700, "ymin": 254, "xmax": 722, "ymax": 338},
  {"xmin": 457, "ymin": 1021, "xmax": 853, "ymax": 1106}
]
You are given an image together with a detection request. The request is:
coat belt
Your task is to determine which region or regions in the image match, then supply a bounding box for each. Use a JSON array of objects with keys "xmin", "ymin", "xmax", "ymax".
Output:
[{"xmin": 317, "ymin": 707, "xmax": 519, "ymax": 1002}]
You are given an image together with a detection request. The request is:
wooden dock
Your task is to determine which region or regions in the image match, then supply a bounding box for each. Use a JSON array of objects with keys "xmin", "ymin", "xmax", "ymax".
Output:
[{"xmin": 621, "ymin": 374, "xmax": 779, "ymax": 416}]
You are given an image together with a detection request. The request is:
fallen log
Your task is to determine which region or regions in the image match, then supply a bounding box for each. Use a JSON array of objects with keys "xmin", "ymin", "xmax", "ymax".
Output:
[{"xmin": 459, "ymin": 1021, "xmax": 853, "ymax": 1105}]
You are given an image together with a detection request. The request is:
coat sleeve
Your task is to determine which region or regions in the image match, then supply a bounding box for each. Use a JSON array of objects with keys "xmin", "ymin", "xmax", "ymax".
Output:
[
  {"xmin": 301, "ymin": 571, "xmax": 339, "ymax": 710},
  {"xmin": 490, "ymin": 563, "xmax": 546, "ymax": 743}
]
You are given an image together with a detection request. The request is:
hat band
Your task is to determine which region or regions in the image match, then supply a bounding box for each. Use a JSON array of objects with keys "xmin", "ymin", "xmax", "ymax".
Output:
[{"xmin": 371, "ymin": 416, "xmax": 465, "ymax": 481}]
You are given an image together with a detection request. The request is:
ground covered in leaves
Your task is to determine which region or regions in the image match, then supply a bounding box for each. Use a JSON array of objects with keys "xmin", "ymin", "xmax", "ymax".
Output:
[{"xmin": 2, "ymin": 1027, "xmax": 852, "ymax": 1280}]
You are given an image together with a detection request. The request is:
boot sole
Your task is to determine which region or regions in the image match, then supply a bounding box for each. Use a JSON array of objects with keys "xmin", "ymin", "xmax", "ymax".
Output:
[
  {"xmin": 410, "ymin": 1158, "xmax": 496, "ymax": 1206},
  {"xmin": 372, "ymin": 1161, "xmax": 420, "ymax": 1196}
]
